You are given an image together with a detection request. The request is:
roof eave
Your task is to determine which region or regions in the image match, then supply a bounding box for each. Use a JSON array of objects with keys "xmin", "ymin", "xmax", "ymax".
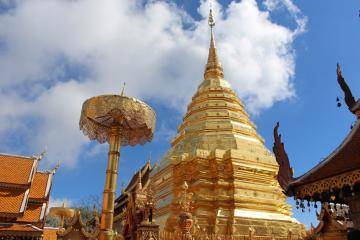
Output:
[{"xmin": 290, "ymin": 119, "xmax": 360, "ymax": 187}]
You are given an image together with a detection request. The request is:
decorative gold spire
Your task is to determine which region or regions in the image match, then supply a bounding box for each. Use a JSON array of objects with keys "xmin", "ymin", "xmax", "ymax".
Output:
[{"xmin": 204, "ymin": 6, "xmax": 224, "ymax": 80}]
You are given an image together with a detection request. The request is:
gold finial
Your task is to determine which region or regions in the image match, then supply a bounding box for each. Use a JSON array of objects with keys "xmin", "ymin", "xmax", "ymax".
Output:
[
  {"xmin": 208, "ymin": 1, "xmax": 215, "ymax": 28},
  {"xmin": 120, "ymin": 82, "xmax": 126, "ymax": 96},
  {"xmin": 204, "ymin": 2, "xmax": 224, "ymax": 80}
]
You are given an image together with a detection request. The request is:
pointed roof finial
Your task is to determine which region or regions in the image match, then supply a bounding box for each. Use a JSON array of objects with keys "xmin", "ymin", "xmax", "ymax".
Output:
[
  {"xmin": 35, "ymin": 147, "xmax": 47, "ymax": 161},
  {"xmin": 120, "ymin": 82, "xmax": 126, "ymax": 96},
  {"xmin": 138, "ymin": 169, "xmax": 142, "ymax": 190},
  {"xmin": 93, "ymin": 204, "xmax": 99, "ymax": 216},
  {"xmin": 336, "ymin": 63, "xmax": 359, "ymax": 115},
  {"xmin": 121, "ymin": 182, "xmax": 125, "ymax": 194},
  {"xmin": 147, "ymin": 152, "xmax": 152, "ymax": 166},
  {"xmin": 51, "ymin": 160, "xmax": 60, "ymax": 174},
  {"xmin": 204, "ymin": 1, "xmax": 224, "ymax": 80}
]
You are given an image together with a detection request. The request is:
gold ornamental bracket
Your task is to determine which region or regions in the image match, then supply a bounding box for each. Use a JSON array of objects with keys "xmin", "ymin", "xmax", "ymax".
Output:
[{"xmin": 79, "ymin": 94, "xmax": 156, "ymax": 145}]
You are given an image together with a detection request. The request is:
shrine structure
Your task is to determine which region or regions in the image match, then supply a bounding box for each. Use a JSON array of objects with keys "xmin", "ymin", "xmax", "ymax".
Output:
[
  {"xmin": 0, "ymin": 152, "xmax": 57, "ymax": 239},
  {"xmin": 273, "ymin": 64, "xmax": 360, "ymax": 238},
  {"xmin": 113, "ymin": 160, "xmax": 155, "ymax": 239},
  {"xmin": 307, "ymin": 203, "xmax": 350, "ymax": 240},
  {"xmin": 150, "ymin": 9, "xmax": 306, "ymax": 238}
]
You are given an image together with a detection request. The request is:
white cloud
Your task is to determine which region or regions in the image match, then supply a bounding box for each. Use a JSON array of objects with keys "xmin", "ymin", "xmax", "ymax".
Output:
[{"xmin": 0, "ymin": 0, "xmax": 306, "ymax": 167}]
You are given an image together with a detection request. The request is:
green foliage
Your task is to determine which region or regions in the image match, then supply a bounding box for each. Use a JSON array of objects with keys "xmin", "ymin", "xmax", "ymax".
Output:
[{"xmin": 45, "ymin": 214, "xmax": 60, "ymax": 227}]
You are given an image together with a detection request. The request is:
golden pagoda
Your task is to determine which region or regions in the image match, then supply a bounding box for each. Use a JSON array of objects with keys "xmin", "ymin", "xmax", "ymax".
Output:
[{"xmin": 150, "ymin": 9, "xmax": 306, "ymax": 238}]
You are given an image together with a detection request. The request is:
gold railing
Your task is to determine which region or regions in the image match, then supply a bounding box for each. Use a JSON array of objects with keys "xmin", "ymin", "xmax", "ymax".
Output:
[{"xmin": 159, "ymin": 231, "xmax": 302, "ymax": 240}]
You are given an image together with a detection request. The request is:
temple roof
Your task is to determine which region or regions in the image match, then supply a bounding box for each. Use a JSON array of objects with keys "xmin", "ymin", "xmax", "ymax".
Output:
[
  {"xmin": 29, "ymin": 172, "xmax": 53, "ymax": 200},
  {"xmin": 125, "ymin": 160, "xmax": 151, "ymax": 193},
  {"xmin": 291, "ymin": 120, "xmax": 360, "ymax": 187},
  {"xmin": 16, "ymin": 203, "xmax": 46, "ymax": 224},
  {"xmin": 0, "ymin": 188, "xmax": 29, "ymax": 215},
  {"xmin": 0, "ymin": 223, "xmax": 43, "ymax": 234},
  {"xmin": 273, "ymin": 64, "xmax": 360, "ymax": 200},
  {"xmin": 115, "ymin": 160, "xmax": 152, "ymax": 210},
  {"xmin": 0, "ymin": 171, "xmax": 53, "ymax": 216},
  {"xmin": 0, "ymin": 152, "xmax": 56, "ymax": 237},
  {"xmin": 0, "ymin": 153, "xmax": 38, "ymax": 187}
]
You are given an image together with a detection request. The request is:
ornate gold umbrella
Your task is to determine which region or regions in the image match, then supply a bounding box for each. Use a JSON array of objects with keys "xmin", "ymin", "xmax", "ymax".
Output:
[
  {"xmin": 49, "ymin": 202, "xmax": 75, "ymax": 230},
  {"xmin": 79, "ymin": 93, "xmax": 156, "ymax": 240}
]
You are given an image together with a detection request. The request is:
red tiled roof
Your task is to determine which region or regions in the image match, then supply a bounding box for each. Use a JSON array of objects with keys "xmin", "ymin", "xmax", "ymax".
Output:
[
  {"xmin": 0, "ymin": 188, "xmax": 28, "ymax": 215},
  {"xmin": 0, "ymin": 223, "xmax": 43, "ymax": 237},
  {"xmin": 0, "ymin": 152, "xmax": 55, "ymax": 234},
  {"xmin": 0, "ymin": 154, "xmax": 37, "ymax": 186},
  {"xmin": 16, "ymin": 203, "xmax": 45, "ymax": 223},
  {"xmin": 0, "ymin": 223, "xmax": 42, "ymax": 232},
  {"xmin": 29, "ymin": 172, "xmax": 51, "ymax": 200}
]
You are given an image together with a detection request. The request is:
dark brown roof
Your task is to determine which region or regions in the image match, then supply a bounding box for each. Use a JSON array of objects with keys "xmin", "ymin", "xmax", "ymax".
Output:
[
  {"xmin": 0, "ymin": 154, "xmax": 37, "ymax": 186},
  {"xmin": 125, "ymin": 161, "xmax": 151, "ymax": 193},
  {"xmin": 291, "ymin": 120, "xmax": 360, "ymax": 188},
  {"xmin": 115, "ymin": 161, "xmax": 152, "ymax": 210}
]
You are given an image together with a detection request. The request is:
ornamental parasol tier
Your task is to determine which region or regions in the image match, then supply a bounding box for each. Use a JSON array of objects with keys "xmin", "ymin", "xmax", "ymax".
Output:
[
  {"xmin": 79, "ymin": 94, "xmax": 156, "ymax": 145},
  {"xmin": 78, "ymin": 92, "xmax": 156, "ymax": 240}
]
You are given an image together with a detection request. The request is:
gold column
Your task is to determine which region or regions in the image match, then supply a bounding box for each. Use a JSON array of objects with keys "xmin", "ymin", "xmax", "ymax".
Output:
[{"xmin": 100, "ymin": 125, "xmax": 121, "ymax": 240}]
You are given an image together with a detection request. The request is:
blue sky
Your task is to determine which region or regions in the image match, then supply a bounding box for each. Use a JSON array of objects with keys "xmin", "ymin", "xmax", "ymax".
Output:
[{"xmin": 0, "ymin": 0, "xmax": 359, "ymax": 228}]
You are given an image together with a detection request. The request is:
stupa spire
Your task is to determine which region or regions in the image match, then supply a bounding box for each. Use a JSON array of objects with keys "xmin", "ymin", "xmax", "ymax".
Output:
[{"xmin": 204, "ymin": 5, "xmax": 224, "ymax": 80}]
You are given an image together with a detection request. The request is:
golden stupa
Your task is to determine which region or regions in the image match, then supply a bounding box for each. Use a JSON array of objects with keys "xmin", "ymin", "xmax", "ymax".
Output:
[{"xmin": 150, "ymin": 9, "xmax": 305, "ymax": 238}]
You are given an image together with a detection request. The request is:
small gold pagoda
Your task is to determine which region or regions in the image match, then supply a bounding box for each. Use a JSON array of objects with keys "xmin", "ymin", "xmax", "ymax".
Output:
[{"xmin": 150, "ymin": 9, "xmax": 305, "ymax": 238}]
